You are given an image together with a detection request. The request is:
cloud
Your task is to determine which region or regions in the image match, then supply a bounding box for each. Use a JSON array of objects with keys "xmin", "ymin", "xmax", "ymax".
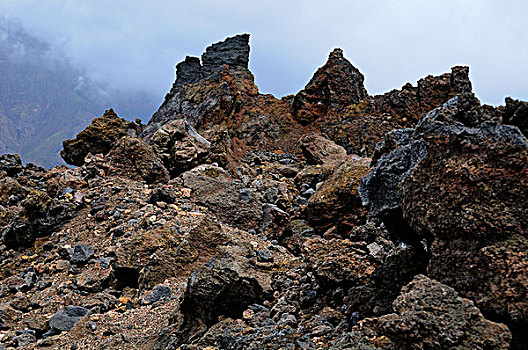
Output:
[{"xmin": 0, "ymin": 0, "xmax": 526, "ymax": 105}]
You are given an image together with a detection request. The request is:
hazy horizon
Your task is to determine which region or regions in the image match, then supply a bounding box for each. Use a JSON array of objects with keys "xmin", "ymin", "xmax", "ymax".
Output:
[{"xmin": 1, "ymin": 1, "xmax": 526, "ymax": 107}]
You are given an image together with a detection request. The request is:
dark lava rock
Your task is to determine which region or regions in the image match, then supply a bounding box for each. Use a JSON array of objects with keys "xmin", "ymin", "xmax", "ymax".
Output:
[
  {"xmin": 500, "ymin": 97, "xmax": 528, "ymax": 136},
  {"xmin": 176, "ymin": 245, "xmax": 271, "ymax": 344},
  {"xmin": 360, "ymin": 94, "xmax": 528, "ymax": 345},
  {"xmin": 0, "ymin": 154, "xmax": 23, "ymax": 177},
  {"xmin": 143, "ymin": 35, "xmax": 253, "ymax": 137},
  {"xmin": 201, "ymin": 33, "xmax": 252, "ymax": 81},
  {"xmin": 143, "ymin": 284, "xmax": 172, "ymax": 305},
  {"xmin": 292, "ymin": 48, "xmax": 368, "ymax": 125},
  {"xmin": 70, "ymin": 244, "xmax": 94, "ymax": 265},
  {"xmin": 370, "ymin": 274, "xmax": 511, "ymax": 350},
  {"xmin": 49, "ymin": 306, "xmax": 89, "ymax": 332},
  {"xmin": 60, "ymin": 108, "xmax": 140, "ymax": 166},
  {"xmin": 2, "ymin": 190, "xmax": 78, "ymax": 248}
]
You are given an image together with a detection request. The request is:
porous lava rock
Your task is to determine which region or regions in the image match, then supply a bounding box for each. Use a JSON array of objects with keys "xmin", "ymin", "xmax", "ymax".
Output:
[
  {"xmin": 292, "ymin": 48, "xmax": 368, "ymax": 125},
  {"xmin": 61, "ymin": 109, "xmax": 140, "ymax": 166},
  {"xmin": 360, "ymin": 93, "xmax": 528, "ymax": 345},
  {"xmin": 106, "ymin": 136, "xmax": 169, "ymax": 184},
  {"xmin": 370, "ymin": 275, "xmax": 512, "ymax": 350}
]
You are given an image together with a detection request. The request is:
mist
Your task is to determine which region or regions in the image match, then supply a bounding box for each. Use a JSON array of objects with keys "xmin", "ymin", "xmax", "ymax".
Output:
[{"xmin": 1, "ymin": 0, "xmax": 526, "ymax": 106}]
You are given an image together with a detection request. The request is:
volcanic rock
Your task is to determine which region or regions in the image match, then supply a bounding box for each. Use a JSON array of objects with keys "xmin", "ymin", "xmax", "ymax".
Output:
[
  {"xmin": 306, "ymin": 157, "xmax": 370, "ymax": 234},
  {"xmin": 49, "ymin": 306, "xmax": 89, "ymax": 332},
  {"xmin": 370, "ymin": 274, "xmax": 511, "ymax": 349},
  {"xmin": 106, "ymin": 136, "xmax": 169, "ymax": 184},
  {"xmin": 292, "ymin": 48, "xmax": 367, "ymax": 125},
  {"xmin": 298, "ymin": 132, "xmax": 347, "ymax": 165},
  {"xmin": 148, "ymin": 119, "xmax": 210, "ymax": 177},
  {"xmin": 60, "ymin": 109, "xmax": 140, "ymax": 166}
]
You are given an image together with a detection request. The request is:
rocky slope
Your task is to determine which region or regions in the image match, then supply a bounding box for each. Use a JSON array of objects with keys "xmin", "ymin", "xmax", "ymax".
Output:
[{"xmin": 0, "ymin": 34, "xmax": 526, "ymax": 349}]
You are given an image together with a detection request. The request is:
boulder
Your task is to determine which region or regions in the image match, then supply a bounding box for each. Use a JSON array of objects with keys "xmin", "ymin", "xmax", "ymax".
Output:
[
  {"xmin": 49, "ymin": 306, "xmax": 89, "ymax": 332},
  {"xmin": 106, "ymin": 136, "xmax": 169, "ymax": 184},
  {"xmin": 148, "ymin": 119, "xmax": 210, "ymax": 177},
  {"xmin": 306, "ymin": 158, "xmax": 370, "ymax": 234},
  {"xmin": 177, "ymin": 164, "xmax": 263, "ymax": 231},
  {"xmin": 61, "ymin": 109, "xmax": 139, "ymax": 166},
  {"xmin": 371, "ymin": 275, "xmax": 511, "ymax": 350},
  {"xmin": 298, "ymin": 133, "xmax": 347, "ymax": 165},
  {"xmin": 176, "ymin": 244, "xmax": 271, "ymax": 344}
]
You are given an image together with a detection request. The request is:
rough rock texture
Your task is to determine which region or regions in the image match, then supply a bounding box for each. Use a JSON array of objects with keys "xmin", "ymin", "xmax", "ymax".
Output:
[
  {"xmin": 60, "ymin": 109, "xmax": 140, "ymax": 166},
  {"xmin": 320, "ymin": 66, "xmax": 473, "ymax": 156},
  {"xmin": 143, "ymin": 34, "xmax": 254, "ymax": 137},
  {"xmin": 361, "ymin": 93, "xmax": 528, "ymax": 346},
  {"xmin": 106, "ymin": 136, "xmax": 169, "ymax": 184},
  {"xmin": 148, "ymin": 119, "xmax": 210, "ymax": 177},
  {"xmin": 0, "ymin": 35, "xmax": 525, "ymax": 350},
  {"xmin": 292, "ymin": 48, "xmax": 368, "ymax": 125},
  {"xmin": 175, "ymin": 244, "xmax": 271, "ymax": 344},
  {"xmin": 371, "ymin": 275, "xmax": 512, "ymax": 350},
  {"xmin": 177, "ymin": 164, "xmax": 263, "ymax": 231},
  {"xmin": 298, "ymin": 132, "xmax": 347, "ymax": 165},
  {"xmin": 306, "ymin": 157, "xmax": 370, "ymax": 234}
]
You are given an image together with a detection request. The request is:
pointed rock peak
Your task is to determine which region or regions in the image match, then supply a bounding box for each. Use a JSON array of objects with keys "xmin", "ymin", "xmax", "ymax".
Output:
[
  {"xmin": 292, "ymin": 49, "xmax": 368, "ymax": 125},
  {"xmin": 329, "ymin": 48, "xmax": 344, "ymax": 59},
  {"xmin": 201, "ymin": 33, "xmax": 251, "ymax": 79},
  {"xmin": 449, "ymin": 66, "xmax": 472, "ymax": 93},
  {"xmin": 171, "ymin": 34, "xmax": 253, "ymax": 90}
]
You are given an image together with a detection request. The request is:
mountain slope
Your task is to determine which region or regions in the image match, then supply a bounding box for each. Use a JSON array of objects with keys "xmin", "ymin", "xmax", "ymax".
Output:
[{"xmin": 0, "ymin": 20, "xmax": 159, "ymax": 168}]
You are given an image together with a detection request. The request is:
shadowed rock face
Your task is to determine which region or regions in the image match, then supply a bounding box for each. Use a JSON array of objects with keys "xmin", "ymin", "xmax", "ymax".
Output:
[
  {"xmin": 360, "ymin": 93, "xmax": 528, "ymax": 346},
  {"xmin": 292, "ymin": 48, "xmax": 368, "ymax": 125}
]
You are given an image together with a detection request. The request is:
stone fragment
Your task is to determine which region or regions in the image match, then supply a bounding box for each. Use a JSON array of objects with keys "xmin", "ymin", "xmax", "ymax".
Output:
[{"xmin": 49, "ymin": 306, "xmax": 89, "ymax": 332}]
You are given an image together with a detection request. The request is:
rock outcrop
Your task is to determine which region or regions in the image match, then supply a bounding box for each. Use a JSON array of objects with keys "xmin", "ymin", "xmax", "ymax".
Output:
[
  {"xmin": 0, "ymin": 35, "xmax": 526, "ymax": 350},
  {"xmin": 60, "ymin": 109, "xmax": 140, "ymax": 166},
  {"xmin": 292, "ymin": 48, "xmax": 368, "ymax": 125}
]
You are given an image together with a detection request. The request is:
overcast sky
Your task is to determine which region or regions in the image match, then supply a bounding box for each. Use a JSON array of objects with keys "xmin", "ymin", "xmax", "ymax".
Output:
[{"xmin": 1, "ymin": 0, "xmax": 526, "ymax": 106}]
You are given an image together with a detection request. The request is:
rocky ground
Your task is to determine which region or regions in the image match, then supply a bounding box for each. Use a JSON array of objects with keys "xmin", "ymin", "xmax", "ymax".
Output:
[{"xmin": 0, "ymin": 34, "xmax": 526, "ymax": 349}]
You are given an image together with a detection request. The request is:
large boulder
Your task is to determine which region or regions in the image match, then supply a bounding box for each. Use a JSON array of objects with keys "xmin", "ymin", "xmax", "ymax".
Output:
[
  {"xmin": 176, "ymin": 244, "xmax": 272, "ymax": 344},
  {"xmin": 370, "ymin": 275, "xmax": 511, "ymax": 350},
  {"xmin": 106, "ymin": 136, "xmax": 169, "ymax": 184},
  {"xmin": 360, "ymin": 94, "xmax": 528, "ymax": 345},
  {"xmin": 177, "ymin": 164, "xmax": 263, "ymax": 231},
  {"xmin": 306, "ymin": 158, "xmax": 370, "ymax": 234},
  {"xmin": 148, "ymin": 119, "xmax": 210, "ymax": 177},
  {"xmin": 61, "ymin": 109, "xmax": 140, "ymax": 166},
  {"xmin": 298, "ymin": 133, "xmax": 347, "ymax": 165}
]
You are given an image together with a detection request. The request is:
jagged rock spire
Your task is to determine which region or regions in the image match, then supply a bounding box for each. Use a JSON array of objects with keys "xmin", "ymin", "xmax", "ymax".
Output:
[{"xmin": 292, "ymin": 48, "xmax": 368, "ymax": 125}]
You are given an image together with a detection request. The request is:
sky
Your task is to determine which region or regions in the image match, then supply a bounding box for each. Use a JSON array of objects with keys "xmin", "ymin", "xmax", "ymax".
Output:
[{"xmin": 0, "ymin": 0, "xmax": 526, "ymax": 106}]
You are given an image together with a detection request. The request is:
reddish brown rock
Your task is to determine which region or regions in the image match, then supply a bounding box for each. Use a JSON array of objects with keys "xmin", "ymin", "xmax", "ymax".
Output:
[
  {"xmin": 60, "ymin": 109, "xmax": 140, "ymax": 166},
  {"xmin": 292, "ymin": 48, "xmax": 368, "ymax": 125},
  {"xmin": 106, "ymin": 136, "xmax": 169, "ymax": 184}
]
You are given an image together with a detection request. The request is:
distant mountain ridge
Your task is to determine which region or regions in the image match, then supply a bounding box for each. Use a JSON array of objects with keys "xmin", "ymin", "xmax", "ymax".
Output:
[{"xmin": 0, "ymin": 19, "xmax": 159, "ymax": 168}]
